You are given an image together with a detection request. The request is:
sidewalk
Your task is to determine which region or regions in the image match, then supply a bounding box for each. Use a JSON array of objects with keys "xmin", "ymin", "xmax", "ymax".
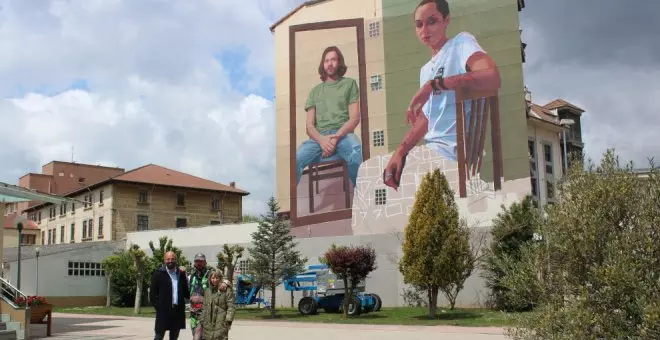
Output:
[{"xmin": 29, "ymin": 313, "xmax": 507, "ymax": 339}]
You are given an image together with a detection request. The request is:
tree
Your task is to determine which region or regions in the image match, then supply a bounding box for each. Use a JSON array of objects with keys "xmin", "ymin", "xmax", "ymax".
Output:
[
  {"xmin": 320, "ymin": 244, "xmax": 377, "ymax": 318},
  {"xmin": 482, "ymin": 195, "xmax": 542, "ymax": 311},
  {"xmin": 216, "ymin": 244, "xmax": 245, "ymax": 283},
  {"xmin": 506, "ymin": 150, "xmax": 660, "ymax": 339},
  {"xmin": 247, "ymin": 196, "xmax": 306, "ymax": 318},
  {"xmin": 399, "ymin": 168, "xmax": 473, "ymax": 318},
  {"xmin": 101, "ymin": 254, "xmax": 122, "ymax": 308},
  {"xmin": 148, "ymin": 236, "xmax": 190, "ymax": 274},
  {"xmin": 128, "ymin": 244, "xmax": 147, "ymax": 314}
]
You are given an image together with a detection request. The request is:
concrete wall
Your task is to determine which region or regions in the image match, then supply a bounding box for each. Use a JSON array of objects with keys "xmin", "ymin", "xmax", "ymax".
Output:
[
  {"xmin": 4, "ymin": 243, "xmax": 120, "ymax": 307},
  {"xmin": 127, "ymin": 223, "xmax": 491, "ymax": 308}
]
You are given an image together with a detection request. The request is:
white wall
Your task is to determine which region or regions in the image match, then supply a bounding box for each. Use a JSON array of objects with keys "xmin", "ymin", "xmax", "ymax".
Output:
[
  {"xmin": 6, "ymin": 244, "xmax": 118, "ymax": 297},
  {"xmin": 126, "ymin": 222, "xmax": 259, "ymax": 251}
]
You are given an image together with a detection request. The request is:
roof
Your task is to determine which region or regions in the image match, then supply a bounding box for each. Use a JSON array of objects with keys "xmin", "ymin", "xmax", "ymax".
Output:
[
  {"xmin": 2, "ymin": 241, "xmax": 124, "ymax": 263},
  {"xmin": 270, "ymin": 0, "xmax": 329, "ymax": 32},
  {"xmin": 528, "ymin": 102, "xmax": 561, "ymax": 126},
  {"xmin": 543, "ymin": 99, "xmax": 585, "ymax": 113},
  {"xmin": 3, "ymin": 213, "xmax": 39, "ymax": 230},
  {"xmin": 23, "ymin": 163, "xmax": 249, "ymax": 212},
  {"xmin": 0, "ymin": 182, "xmax": 75, "ymax": 205},
  {"xmin": 43, "ymin": 160, "xmax": 125, "ymax": 172}
]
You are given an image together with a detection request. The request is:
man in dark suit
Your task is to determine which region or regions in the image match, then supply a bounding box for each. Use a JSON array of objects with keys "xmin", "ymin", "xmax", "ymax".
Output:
[{"xmin": 150, "ymin": 251, "xmax": 190, "ymax": 340}]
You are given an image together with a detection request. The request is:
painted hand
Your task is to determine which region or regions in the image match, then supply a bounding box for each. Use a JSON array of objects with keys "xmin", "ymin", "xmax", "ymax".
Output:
[
  {"xmin": 383, "ymin": 151, "xmax": 408, "ymax": 190},
  {"xmin": 320, "ymin": 135, "xmax": 338, "ymax": 158}
]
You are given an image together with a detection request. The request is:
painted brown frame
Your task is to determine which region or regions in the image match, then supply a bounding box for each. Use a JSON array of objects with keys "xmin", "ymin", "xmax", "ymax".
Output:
[{"xmin": 289, "ymin": 18, "xmax": 370, "ymax": 227}]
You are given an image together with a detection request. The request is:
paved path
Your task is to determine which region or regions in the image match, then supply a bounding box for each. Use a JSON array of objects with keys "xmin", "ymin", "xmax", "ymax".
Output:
[{"xmin": 29, "ymin": 313, "xmax": 507, "ymax": 340}]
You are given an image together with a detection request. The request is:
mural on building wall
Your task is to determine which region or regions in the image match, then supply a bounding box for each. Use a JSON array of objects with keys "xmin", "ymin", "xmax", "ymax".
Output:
[{"xmin": 285, "ymin": 0, "xmax": 531, "ymax": 236}]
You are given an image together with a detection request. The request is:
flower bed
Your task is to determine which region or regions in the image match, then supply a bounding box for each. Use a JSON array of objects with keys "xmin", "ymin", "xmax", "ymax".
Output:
[{"xmin": 15, "ymin": 295, "xmax": 49, "ymax": 307}]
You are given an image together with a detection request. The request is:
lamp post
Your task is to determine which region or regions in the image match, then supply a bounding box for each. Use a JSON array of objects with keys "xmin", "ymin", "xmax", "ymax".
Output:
[
  {"xmin": 559, "ymin": 119, "xmax": 575, "ymax": 176},
  {"xmin": 35, "ymin": 247, "xmax": 40, "ymax": 295},
  {"xmin": 16, "ymin": 221, "xmax": 23, "ymax": 290}
]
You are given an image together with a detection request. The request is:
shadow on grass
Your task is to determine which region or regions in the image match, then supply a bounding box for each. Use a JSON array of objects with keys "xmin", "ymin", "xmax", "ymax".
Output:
[{"xmin": 411, "ymin": 310, "xmax": 485, "ymax": 321}]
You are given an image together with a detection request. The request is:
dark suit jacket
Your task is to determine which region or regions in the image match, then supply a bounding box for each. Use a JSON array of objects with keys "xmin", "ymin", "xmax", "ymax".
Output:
[{"xmin": 150, "ymin": 265, "xmax": 190, "ymax": 332}]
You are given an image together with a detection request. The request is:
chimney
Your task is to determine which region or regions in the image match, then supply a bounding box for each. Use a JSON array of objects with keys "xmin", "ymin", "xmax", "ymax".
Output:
[
  {"xmin": 229, "ymin": 182, "xmax": 235, "ymax": 188},
  {"xmin": 524, "ymin": 85, "xmax": 532, "ymax": 103}
]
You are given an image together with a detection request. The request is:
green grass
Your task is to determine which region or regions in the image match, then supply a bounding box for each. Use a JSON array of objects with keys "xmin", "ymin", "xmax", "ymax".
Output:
[{"xmin": 54, "ymin": 305, "xmax": 513, "ymax": 327}]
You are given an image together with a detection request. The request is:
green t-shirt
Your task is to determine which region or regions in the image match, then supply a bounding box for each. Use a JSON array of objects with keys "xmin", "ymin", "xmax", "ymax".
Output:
[{"xmin": 304, "ymin": 77, "xmax": 359, "ymax": 133}]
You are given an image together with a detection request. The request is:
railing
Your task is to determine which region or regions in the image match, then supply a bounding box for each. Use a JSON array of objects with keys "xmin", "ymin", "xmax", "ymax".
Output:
[{"xmin": 0, "ymin": 277, "xmax": 27, "ymax": 309}]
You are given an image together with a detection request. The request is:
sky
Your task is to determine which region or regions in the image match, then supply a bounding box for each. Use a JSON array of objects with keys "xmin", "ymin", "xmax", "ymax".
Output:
[{"xmin": 0, "ymin": 0, "xmax": 657, "ymax": 216}]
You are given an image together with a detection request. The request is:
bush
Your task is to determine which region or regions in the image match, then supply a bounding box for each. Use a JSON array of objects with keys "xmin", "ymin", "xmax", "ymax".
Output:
[{"xmin": 505, "ymin": 150, "xmax": 660, "ymax": 339}]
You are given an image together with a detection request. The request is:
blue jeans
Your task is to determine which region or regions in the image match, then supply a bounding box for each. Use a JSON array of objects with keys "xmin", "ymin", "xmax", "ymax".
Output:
[{"xmin": 296, "ymin": 130, "xmax": 363, "ymax": 187}]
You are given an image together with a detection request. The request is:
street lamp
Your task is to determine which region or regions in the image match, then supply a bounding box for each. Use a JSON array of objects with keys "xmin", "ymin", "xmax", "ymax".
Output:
[
  {"xmin": 559, "ymin": 119, "xmax": 575, "ymax": 176},
  {"xmin": 35, "ymin": 247, "xmax": 40, "ymax": 295},
  {"xmin": 14, "ymin": 214, "xmax": 27, "ymax": 290}
]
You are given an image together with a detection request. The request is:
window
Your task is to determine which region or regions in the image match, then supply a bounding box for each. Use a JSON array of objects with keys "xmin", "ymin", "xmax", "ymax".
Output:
[
  {"xmin": 41, "ymin": 231, "xmax": 45, "ymax": 245},
  {"xmin": 59, "ymin": 203, "xmax": 67, "ymax": 216},
  {"xmin": 47, "ymin": 229, "xmax": 52, "ymax": 244},
  {"xmin": 99, "ymin": 190, "xmax": 104, "ymax": 204},
  {"xmin": 211, "ymin": 198, "xmax": 221, "ymax": 211},
  {"xmin": 20, "ymin": 234, "xmax": 36, "ymax": 245},
  {"xmin": 237, "ymin": 260, "xmax": 250, "ymax": 273},
  {"xmin": 543, "ymin": 143, "xmax": 555, "ymax": 202},
  {"xmin": 60, "ymin": 226, "xmax": 65, "ymax": 243},
  {"xmin": 98, "ymin": 216, "xmax": 104, "ymax": 238},
  {"xmin": 368, "ymin": 20, "xmax": 380, "ymax": 37},
  {"xmin": 82, "ymin": 220, "xmax": 88, "ymax": 239},
  {"xmin": 529, "ymin": 139, "xmax": 539, "ymax": 201},
  {"xmin": 70, "ymin": 223, "xmax": 75, "ymax": 242},
  {"xmin": 176, "ymin": 193, "xmax": 185, "ymax": 206},
  {"xmin": 67, "ymin": 261, "xmax": 105, "ymax": 277},
  {"xmin": 87, "ymin": 219, "xmax": 93, "ymax": 239},
  {"xmin": 38, "ymin": 211, "xmax": 42, "ymax": 222},
  {"xmin": 138, "ymin": 190, "xmax": 149, "ymax": 204},
  {"xmin": 370, "ymin": 74, "xmax": 382, "ymax": 91},
  {"xmin": 210, "ymin": 220, "xmax": 222, "ymax": 225},
  {"xmin": 176, "ymin": 218, "xmax": 187, "ymax": 228},
  {"xmin": 137, "ymin": 215, "xmax": 149, "ymax": 231},
  {"xmin": 373, "ymin": 130, "xmax": 385, "ymax": 147},
  {"xmin": 375, "ymin": 188, "xmax": 387, "ymax": 205}
]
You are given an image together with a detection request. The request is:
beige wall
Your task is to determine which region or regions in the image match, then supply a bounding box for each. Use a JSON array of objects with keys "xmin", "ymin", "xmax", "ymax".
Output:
[
  {"xmin": 274, "ymin": 0, "xmax": 384, "ymax": 211},
  {"xmin": 111, "ymin": 182, "xmax": 243, "ymax": 241},
  {"xmin": 3, "ymin": 228, "xmax": 40, "ymax": 248},
  {"xmin": 33, "ymin": 183, "xmax": 115, "ymax": 244},
  {"xmin": 527, "ymin": 119, "xmax": 563, "ymax": 205}
]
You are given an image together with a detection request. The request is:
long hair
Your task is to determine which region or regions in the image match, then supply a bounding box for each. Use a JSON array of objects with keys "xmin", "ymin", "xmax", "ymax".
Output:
[{"xmin": 318, "ymin": 46, "xmax": 348, "ymax": 81}]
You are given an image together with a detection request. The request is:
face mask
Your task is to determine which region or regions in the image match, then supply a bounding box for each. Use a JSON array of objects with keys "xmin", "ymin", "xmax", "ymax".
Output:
[{"xmin": 166, "ymin": 262, "xmax": 177, "ymax": 270}]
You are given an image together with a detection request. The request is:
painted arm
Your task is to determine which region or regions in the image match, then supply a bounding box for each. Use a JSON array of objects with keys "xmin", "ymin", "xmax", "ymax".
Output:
[
  {"xmin": 334, "ymin": 101, "xmax": 360, "ymax": 139},
  {"xmin": 395, "ymin": 114, "xmax": 428, "ymax": 158},
  {"xmin": 305, "ymin": 107, "xmax": 325, "ymax": 142},
  {"xmin": 434, "ymin": 51, "xmax": 501, "ymax": 92}
]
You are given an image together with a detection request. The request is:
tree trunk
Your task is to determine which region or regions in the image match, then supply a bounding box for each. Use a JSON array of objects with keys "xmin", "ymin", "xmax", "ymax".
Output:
[
  {"xmin": 270, "ymin": 283, "xmax": 277, "ymax": 318},
  {"xmin": 134, "ymin": 278, "xmax": 143, "ymax": 314},
  {"xmin": 106, "ymin": 274, "xmax": 112, "ymax": 308},
  {"xmin": 290, "ymin": 290, "xmax": 294, "ymax": 308},
  {"xmin": 427, "ymin": 285, "xmax": 438, "ymax": 319}
]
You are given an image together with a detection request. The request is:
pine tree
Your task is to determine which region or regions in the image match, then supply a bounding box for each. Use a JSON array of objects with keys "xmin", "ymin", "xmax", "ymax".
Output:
[
  {"xmin": 247, "ymin": 196, "xmax": 307, "ymax": 318},
  {"xmin": 399, "ymin": 168, "xmax": 474, "ymax": 318}
]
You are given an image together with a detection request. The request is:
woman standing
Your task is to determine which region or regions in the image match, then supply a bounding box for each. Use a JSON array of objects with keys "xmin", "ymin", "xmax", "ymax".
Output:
[{"xmin": 201, "ymin": 271, "xmax": 236, "ymax": 340}]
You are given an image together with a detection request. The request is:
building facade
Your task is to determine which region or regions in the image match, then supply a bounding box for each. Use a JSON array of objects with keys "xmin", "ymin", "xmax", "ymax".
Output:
[{"xmin": 23, "ymin": 164, "xmax": 249, "ymax": 245}]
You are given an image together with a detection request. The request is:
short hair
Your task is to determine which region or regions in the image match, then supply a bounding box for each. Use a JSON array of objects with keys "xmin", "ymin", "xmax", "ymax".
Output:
[
  {"xmin": 415, "ymin": 0, "xmax": 450, "ymax": 19},
  {"xmin": 318, "ymin": 46, "xmax": 348, "ymax": 81}
]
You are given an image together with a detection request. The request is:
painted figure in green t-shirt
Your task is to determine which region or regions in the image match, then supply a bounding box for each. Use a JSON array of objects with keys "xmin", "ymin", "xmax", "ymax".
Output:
[{"xmin": 296, "ymin": 45, "xmax": 363, "ymax": 187}]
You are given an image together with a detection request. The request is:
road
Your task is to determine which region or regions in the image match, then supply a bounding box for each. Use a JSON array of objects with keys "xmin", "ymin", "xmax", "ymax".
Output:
[{"xmin": 29, "ymin": 313, "xmax": 507, "ymax": 340}]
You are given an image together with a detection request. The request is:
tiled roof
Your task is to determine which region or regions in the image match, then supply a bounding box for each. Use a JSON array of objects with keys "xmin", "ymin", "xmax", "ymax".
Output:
[
  {"xmin": 23, "ymin": 163, "xmax": 249, "ymax": 212},
  {"xmin": 543, "ymin": 99, "xmax": 585, "ymax": 112},
  {"xmin": 528, "ymin": 102, "xmax": 560, "ymax": 126},
  {"xmin": 112, "ymin": 164, "xmax": 249, "ymax": 195},
  {"xmin": 3, "ymin": 213, "xmax": 39, "ymax": 230},
  {"xmin": 2, "ymin": 241, "xmax": 124, "ymax": 263}
]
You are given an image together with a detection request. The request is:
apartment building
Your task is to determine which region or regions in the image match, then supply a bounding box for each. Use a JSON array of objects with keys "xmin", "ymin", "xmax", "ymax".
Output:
[{"xmin": 22, "ymin": 163, "xmax": 249, "ymax": 245}]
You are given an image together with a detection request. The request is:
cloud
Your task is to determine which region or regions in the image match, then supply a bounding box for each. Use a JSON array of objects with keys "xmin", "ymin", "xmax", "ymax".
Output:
[
  {"xmin": 0, "ymin": 0, "xmax": 305, "ymax": 215},
  {"xmin": 521, "ymin": 0, "xmax": 660, "ymax": 167}
]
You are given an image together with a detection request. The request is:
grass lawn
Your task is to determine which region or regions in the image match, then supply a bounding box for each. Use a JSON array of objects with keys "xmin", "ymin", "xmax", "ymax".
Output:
[{"xmin": 54, "ymin": 305, "xmax": 513, "ymax": 327}]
